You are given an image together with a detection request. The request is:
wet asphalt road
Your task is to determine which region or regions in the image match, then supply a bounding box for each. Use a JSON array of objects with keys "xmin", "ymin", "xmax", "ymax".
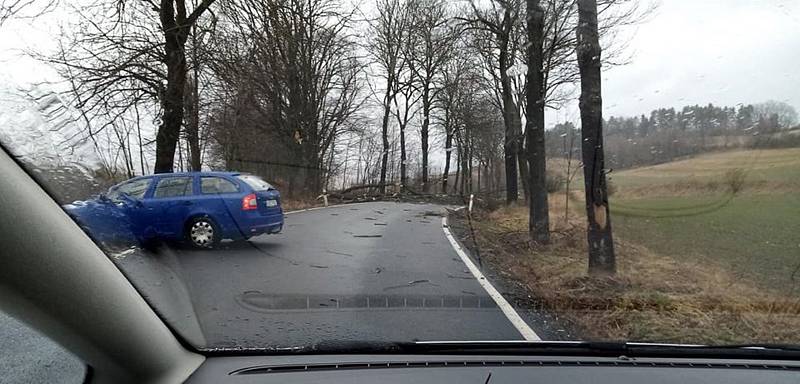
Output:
[
  {"xmin": 166, "ymin": 201, "xmax": 524, "ymax": 349},
  {"xmin": 0, "ymin": 312, "xmax": 85, "ymax": 384}
]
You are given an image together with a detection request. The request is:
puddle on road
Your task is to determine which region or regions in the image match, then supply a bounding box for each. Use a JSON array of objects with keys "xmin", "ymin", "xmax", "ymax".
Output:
[{"xmin": 236, "ymin": 292, "xmax": 497, "ymax": 312}]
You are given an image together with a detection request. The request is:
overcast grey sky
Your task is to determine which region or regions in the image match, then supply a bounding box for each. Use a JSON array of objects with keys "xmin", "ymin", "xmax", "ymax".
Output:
[
  {"xmin": 550, "ymin": 0, "xmax": 800, "ymax": 124},
  {"xmin": 1, "ymin": 0, "xmax": 798, "ymax": 125}
]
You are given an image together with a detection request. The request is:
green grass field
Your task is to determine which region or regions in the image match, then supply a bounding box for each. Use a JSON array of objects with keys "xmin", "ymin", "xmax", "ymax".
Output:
[{"xmin": 610, "ymin": 148, "xmax": 800, "ymax": 294}]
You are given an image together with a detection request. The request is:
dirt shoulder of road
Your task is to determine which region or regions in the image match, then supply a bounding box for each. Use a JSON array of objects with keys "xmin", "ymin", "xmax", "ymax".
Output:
[{"xmin": 448, "ymin": 195, "xmax": 800, "ymax": 345}]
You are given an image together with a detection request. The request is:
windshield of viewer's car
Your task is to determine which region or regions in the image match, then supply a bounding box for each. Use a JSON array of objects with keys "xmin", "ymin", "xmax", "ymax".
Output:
[{"xmin": 0, "ymin": 0, "xmax": 799, "ymax": 353}]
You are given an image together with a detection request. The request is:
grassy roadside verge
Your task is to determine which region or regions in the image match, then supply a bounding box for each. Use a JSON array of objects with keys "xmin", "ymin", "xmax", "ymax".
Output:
[
  {"xmin": 451, "ymin": 194, "xmax": 800, "ymax": 344},
  {"xmin": 612, "ymin": 194, "xmax": 800, "ymax": 294}
]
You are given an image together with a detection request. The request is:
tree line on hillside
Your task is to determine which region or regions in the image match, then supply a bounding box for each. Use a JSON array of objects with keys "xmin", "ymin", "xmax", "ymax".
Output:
[
  {"xmin": 8, "ymin": 0, "xmax": 659, "ymax": 275},
  {"xmin": 547, "ymin": 101, "xmax": 800, "ymax": 170}
]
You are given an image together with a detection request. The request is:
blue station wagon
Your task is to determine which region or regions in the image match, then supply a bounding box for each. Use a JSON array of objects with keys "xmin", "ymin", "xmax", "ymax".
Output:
[{"xmin": 66, "ymin": 172, "xmax": 283, "ymax": 248}]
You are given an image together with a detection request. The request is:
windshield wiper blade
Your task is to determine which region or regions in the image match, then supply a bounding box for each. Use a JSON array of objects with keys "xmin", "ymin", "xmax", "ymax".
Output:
[
  {"xmin": 407, "ymin": 340, "xmax": 800, "ymax": 359},
  {"xmin": 203, "ymin": 340, "xmax": 800, "ymax": 359},
  {"xmin": 686, "ymin": 343, "xmax": 800, "ymax": 352}
]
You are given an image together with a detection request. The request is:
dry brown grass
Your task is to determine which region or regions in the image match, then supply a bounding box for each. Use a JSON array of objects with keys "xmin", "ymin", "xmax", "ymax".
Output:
[
  {"xmin": 462, "ymin": 196, "xmax": 800, "ymax": 344},
  {"xmin": 610, "ymin": 148, "xmax": 800, "ymax": 198},
  {"xmin": 611, "ymin": 178, "xmax": 800, "ymax": 199},
  {"xmin": 617, "ymin": 148, "xmax": 800, "ymax": 179}
]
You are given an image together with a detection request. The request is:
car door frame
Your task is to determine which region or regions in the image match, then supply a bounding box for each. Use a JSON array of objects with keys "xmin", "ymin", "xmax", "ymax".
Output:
[
  {"xmin": 0, "ymin": 148, "xmax": 203, "ymax": 384},
  {"xmin": 108, "ymin": 176, "xmax": 155, "ymax": 240},
  {"xmin": 142, "ymin": 175, "xmax": 197, "ymax": 239},
  {"xmin": 195, "ymin": 174, "xmax": 246, "ymax": 239}
]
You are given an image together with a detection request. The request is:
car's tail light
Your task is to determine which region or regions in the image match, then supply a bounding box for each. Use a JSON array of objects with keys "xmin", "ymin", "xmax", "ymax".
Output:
[{"xmin": 242, "ymin": 193, "xmax": 258, "ymax": 210}]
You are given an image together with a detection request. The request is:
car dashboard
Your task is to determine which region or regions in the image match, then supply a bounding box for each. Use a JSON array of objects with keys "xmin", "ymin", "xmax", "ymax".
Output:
[{"xmin": 186, "ymin": 354, "xmax": 800, "ymax": 383}]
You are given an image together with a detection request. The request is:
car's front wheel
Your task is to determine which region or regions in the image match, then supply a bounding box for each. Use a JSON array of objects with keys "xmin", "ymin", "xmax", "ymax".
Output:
[{"xmin": 186, "ymin": 216, "xmax": 219, "ymax": 249}]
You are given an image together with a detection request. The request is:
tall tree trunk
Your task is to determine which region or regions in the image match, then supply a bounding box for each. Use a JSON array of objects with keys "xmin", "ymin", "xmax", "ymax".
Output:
[
  {"xmin": 341, "ymin": 138, "xmax": 351, "ymax": 190},
  {"xmin": 154, "ymin": 0, "xmax": 215, "ymax": 173},
  {"xmin": 454, "ymin": 130, "xmax": 462, "ymax": 195},
  {"xmin": 186, "ymin": 25, "xmax": 202, "ymax": 171},
  {"xmin": 454, "ymin": 154, "xmax": 460, "ymax": 195},
  {"xmin": 442, "ymin": 120, "xmax": 453, "ymax": 194},
  {"xmin": 379, "ymin": 84, "xmax": 392, "ymax": 194},
  {"xmin": 420, "ymin": 88, "xmax": 430, "ymax": 193},
  {"xmin": 476, "ymin": 162, "xmax": 481, "ymax": 193},
  {"xmin": 577, "ymin": 0, "xmax": 615, "ymax": 275},
  {"xmin": 466, "ymin": 139, "xmax": 473, "ymax": 194},
  {"xmin": 184, "ymin": 74, "xmax": 202, "ymax": 171},
  {"xmin": 518, "ymin": 147, "xmax": 530, "ymax": 202},
  {"xmin": 499, "ymin": 48, "xmax": 518, "ymax": 203},
  {"xmin": 155, "ymin": 28, "xmax": 189, "ymax": 173},
  {"xmin": 134, "ymin": 103, "xmax": 146, "ymax": 175},
  {"xmin": 400, "ymin": 122, "xmax": 407, "ymax": 191},
  {"xmin": 526, "ymin": 0, "xmax": 550, "ymax": 244}
]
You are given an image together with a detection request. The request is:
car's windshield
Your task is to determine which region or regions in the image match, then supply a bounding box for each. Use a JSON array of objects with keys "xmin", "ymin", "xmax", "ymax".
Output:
[
  {"xmin": 1, "ymin": 0, "xmax": 799, "ymax": 355},
  {"xmin": 106, "ymin": 178, "xmax": 151, "ymax": 201}
]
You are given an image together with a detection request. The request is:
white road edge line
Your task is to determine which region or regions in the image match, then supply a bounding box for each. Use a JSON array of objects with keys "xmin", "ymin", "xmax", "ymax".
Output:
[{"xmin": 441, "ymin": 215, "xmax": 541, "ymax": 341}]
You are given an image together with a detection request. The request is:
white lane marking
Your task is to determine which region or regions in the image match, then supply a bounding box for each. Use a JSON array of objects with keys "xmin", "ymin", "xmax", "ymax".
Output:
[{"xmin": 441, "ymin": 216, "xmax": 541, "ymax": 341}]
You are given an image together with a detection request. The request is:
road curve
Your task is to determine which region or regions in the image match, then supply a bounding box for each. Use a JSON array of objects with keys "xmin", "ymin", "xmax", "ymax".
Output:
[{"xmin": 131, "ymin": 202, "xmax": 526, "ymax": 349}]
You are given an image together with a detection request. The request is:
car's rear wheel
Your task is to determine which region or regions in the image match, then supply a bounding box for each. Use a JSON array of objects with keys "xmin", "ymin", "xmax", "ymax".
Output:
[{"xmin": 186, "ymin": 216, "xmax": 219, "ymax": 249}]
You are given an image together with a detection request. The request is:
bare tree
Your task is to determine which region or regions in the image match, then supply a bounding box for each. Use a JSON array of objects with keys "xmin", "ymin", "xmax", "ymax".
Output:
[
  {"xmin": 153, "ymin": 0, "xmax": 216, "ymax": 173},
  {"xmin": 577, "ymin": 0, "xmax": 615, "ymax": 275},
  {"xmin": 405, "ymin": 0, "xmax": 456, "ymax": 193},
  {"xmin": 0, "ymin": 0, "xmax": 56, "ymax": 27},
  {"xmin": 392, "ymin": 64, "xmax": 419, "ymax": 191},
  {"xmin": 207, "ymin": 0, "xmax": 363, "ymax": 197},
  {"xmin": 437, "ymin": 55, "xmax": 465, "ymax": 194},
  {"xmin": 369, "ymin": 0, "xmax": 409, "ymax": 194},
  {"xmin": 462, "ymin": 0, "xmax": 524, "ymax": 204},
  {"xmin": 43, "ymin": 2, "xmax": 167, "ymax": 176},
  {"xmin": 183, "ymin": 11, "xmax": 217, "ymax": 171},
  {"xmin": 525, "ymin": 0, "xmax": 549, "ymax": 243},
  {"xmin": 44, "ymin": 0, "xmax": 217, "ymax": 174},
  {"xmin": 436, "ymin": 33, "xmax": 487, "ymax": 195}
]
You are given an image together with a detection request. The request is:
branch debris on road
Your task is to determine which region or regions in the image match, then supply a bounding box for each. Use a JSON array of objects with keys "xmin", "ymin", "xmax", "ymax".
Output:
[{"xmin": 325, "ymin": 249, "xmax": 354, "ymax": 257}]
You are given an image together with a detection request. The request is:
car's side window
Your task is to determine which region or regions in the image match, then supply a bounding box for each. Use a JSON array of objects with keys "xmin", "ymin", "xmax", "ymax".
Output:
[
  {"xmin": 153, "ymin": 177, "xmax": 193, "ymax": 198},
  {"xmin": 201, "ymin": 177, "xmax": 240, "ymax": 194},
  {"xmin": 108, "ymin": 178, "xmax": 151, "ymax": 201},
  {"xmin": 1, "ymin": 310, "xmax": 86, "ymax": 383}
]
